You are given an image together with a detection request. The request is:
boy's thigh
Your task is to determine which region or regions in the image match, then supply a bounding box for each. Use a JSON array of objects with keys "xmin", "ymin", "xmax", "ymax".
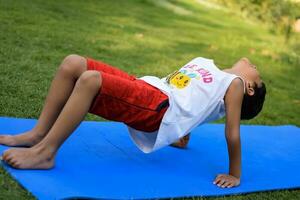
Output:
[
  {"xmin": 88, "ymin": 72, "xmax": 169, "ymax": 132},
  {"xmin": 86, "ymin": 57, "xmax": 136, "ymax": 80}
]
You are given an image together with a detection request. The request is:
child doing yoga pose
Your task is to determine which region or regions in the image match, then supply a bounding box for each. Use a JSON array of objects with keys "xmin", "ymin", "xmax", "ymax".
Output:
[{"xmin": 0, "ymin": 55, "xmax": 266, "ymax": 188}]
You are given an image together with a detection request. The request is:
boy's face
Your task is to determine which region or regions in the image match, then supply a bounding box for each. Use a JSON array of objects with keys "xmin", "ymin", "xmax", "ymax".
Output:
[{"xmin": 233, "ymin": 57, "xmax": 262, "ymax": 96}]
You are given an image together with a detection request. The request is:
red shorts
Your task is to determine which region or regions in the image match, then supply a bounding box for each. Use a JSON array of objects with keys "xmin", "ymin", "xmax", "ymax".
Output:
[{"xmin": 86, "ymin": 58, "xmax": 169, "ymax": 132}]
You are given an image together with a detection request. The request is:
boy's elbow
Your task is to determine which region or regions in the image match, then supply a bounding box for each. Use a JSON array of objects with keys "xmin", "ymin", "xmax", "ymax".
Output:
[{"xmin": 225, "ymin": 130, "xmax": 240, "ymax": 141}]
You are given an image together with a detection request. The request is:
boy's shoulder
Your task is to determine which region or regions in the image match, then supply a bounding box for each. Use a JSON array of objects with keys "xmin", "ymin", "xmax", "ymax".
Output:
[{"xmin": 224, "ymin": 78, "xmax": 244, "ymax": 105}]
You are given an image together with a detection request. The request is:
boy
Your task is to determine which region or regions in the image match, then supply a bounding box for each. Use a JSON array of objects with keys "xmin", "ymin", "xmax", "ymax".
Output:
[{"xmin": 0, "ymin": 55, "xmax": 266, "ymax": 189}]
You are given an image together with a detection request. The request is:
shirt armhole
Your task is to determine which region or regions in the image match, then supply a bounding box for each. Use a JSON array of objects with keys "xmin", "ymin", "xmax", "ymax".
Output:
[{"xmin": 235, "ymin": 76, "xmax": 246, "ymax": 94}]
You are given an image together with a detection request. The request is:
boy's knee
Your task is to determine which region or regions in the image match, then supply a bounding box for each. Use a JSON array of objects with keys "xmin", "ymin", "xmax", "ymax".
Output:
[
  {"xmin": 77, "ymin": 71, "xmax": 102, "ymax": 92},
  {"xmin": 59, "ymin": 54, "xmax": 87, "ymax": 77}
]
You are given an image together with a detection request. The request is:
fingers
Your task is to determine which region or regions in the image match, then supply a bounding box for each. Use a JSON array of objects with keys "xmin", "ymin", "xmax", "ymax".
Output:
[
  {"xmin": 222, "ymin": 181, "xmax": 232, "ymax": 188},
  {"xmin": 215, "ymin": 179, "xmax": 232, "ymax": 188},
  {"xmin": 213, "ymin": 174, "xmax": 239, "ymax": 188},
  {"xmin": 213, "ymin": 175, "xmax": 224, "ymax": 186},
  {"xmin": 183, "ymin": 134, "xmax": 190, "ymax": 142},
  {"xmin": 218, "ymin": 180, "xmax": 226, "ymax": 187},
  {"xmin": 213, "ymin": 174, "xmax": 224, "ymax": 184}
]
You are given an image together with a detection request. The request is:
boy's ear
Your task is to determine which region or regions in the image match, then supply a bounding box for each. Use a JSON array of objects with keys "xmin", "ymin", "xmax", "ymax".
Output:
[{"xmin": 246, "ymin": 82, "xmax": 255, "ymax": 96}]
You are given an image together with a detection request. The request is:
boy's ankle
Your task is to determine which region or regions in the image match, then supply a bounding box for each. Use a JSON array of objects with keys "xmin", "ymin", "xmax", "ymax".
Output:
[{"xmin": 34, "ymin": 142, "xmax": 57, "ymax": 156}]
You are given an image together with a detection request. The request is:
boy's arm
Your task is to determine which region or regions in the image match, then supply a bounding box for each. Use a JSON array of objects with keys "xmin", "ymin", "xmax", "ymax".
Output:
[{"xmin": 213, "ymin": 78, "xmax": 244, "ymax": 188}]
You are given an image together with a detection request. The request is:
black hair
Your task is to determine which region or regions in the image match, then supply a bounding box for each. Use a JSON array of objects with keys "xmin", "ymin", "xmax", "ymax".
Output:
[{"xmin": 241, "ymin": 82, "xmax": 266, "ymax": 120}]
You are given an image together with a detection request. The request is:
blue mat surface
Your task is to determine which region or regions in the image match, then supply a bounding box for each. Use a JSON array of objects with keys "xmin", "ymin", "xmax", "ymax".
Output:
[{"xmin": 0, "ymin": 117, "xmax": 299, "ymax": 199}]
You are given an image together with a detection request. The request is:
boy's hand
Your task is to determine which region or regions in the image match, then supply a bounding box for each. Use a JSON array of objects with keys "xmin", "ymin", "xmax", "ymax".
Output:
[
  {"xmin": 213, "ymin": 174, "xmax": 240, "ymax": 188},
  {"xmin": 170, "ymin": 133, "xmax": 190, "ymax": 148}
]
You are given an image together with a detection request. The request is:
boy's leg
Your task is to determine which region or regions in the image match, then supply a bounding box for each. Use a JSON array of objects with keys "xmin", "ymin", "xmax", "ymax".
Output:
[
  {"xmin": 0, "ymin": 55, "xmax": 87, "ymax": 147},
  {"xmin": 2, "ymin": 70, "xmax": 102, "ymax": 169},
  {"xmin": 86, "ymin": 58, "xmax": 136, "ymax": 80}
]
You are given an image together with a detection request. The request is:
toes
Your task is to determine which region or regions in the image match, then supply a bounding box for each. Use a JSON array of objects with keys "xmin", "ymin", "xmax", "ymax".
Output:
[
  {"xmin": 4, "ymin": 154, "xmax": 14, "ymax": 165},
  {"xmin": 1, "ymin": 149, "xmax": 21, "ymax": 168},
  {"xmin": 3, "ymin": 156, "xmax": 14, "ymax": 166},
  {"xmin": 10, "ymin": 161, "xmax": 21, "ymax": 169},
  {"xmin": 8, "ymin": 159, "xmax": 16, "ymax": 167},
  {"xmin": 2, "ymin": 148, "xmax": 16, "ymax": 162},
  {"xmin": 2, "ymin": 150, "xmax": 10, "ymax": 160},
  {"xmin": 6, "ymin": 156, "xmax": 16, "ymax": 165}
]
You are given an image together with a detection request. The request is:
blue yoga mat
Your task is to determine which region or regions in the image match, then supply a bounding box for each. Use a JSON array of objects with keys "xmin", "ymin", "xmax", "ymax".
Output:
[{"xmin": 0, "ymin": 117, "xmax": 299, "ymax": 199}]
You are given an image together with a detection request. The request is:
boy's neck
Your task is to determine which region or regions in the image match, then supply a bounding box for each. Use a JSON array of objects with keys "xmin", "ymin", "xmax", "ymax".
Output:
[
  {"xmin": 223, "ymin": 68, "xmax": 246, "ymax": 95},
  {"xmin": 222, "ymin": 67, "xmax": 246, "ymax": 79},
  {"xmin": 222, "ymin": 68, "xmax": 237, "ymax": 75}
]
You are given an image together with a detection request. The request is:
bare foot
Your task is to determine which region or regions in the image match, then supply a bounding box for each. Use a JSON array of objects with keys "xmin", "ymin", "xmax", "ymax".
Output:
[
  {"xmin": 0, "ymin": 131, "xmax": 44, "ymax": 147},
  {"xmin": 1, "ymin": 146, "xmax": 55, "ymax": 169}
]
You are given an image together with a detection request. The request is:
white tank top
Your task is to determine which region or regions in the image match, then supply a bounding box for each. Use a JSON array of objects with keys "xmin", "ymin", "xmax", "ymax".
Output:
[{"xmin": 127, "ymin": 57, "xmax": 242, "ymax": 153}]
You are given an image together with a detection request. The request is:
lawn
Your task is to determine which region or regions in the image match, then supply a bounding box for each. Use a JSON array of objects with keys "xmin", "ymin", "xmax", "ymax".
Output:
[{"xmin": 0, "ymin": 0, "xmax": 299, "ymax": 199}]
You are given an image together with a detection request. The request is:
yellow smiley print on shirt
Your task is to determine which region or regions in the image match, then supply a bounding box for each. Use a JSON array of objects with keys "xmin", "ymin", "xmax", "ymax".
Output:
[{"xmin": 169, "ymin": 72, "xmax": 191, "ymax": 89}]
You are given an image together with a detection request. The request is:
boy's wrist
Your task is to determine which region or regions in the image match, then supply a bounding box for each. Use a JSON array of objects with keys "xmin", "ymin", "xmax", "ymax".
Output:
[
  {"xmin": 229, "ymin": 171, "xmax": 241, "ymax": 179},
  {"xmin": 229, "ymin": 165, "xmax": 241, "ymax": 178}
]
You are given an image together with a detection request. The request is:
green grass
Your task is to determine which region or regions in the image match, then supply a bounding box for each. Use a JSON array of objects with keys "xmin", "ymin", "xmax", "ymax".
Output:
[{"xmin": 0, "ymin": 0, "xmax": 299, "ymax": 199}]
